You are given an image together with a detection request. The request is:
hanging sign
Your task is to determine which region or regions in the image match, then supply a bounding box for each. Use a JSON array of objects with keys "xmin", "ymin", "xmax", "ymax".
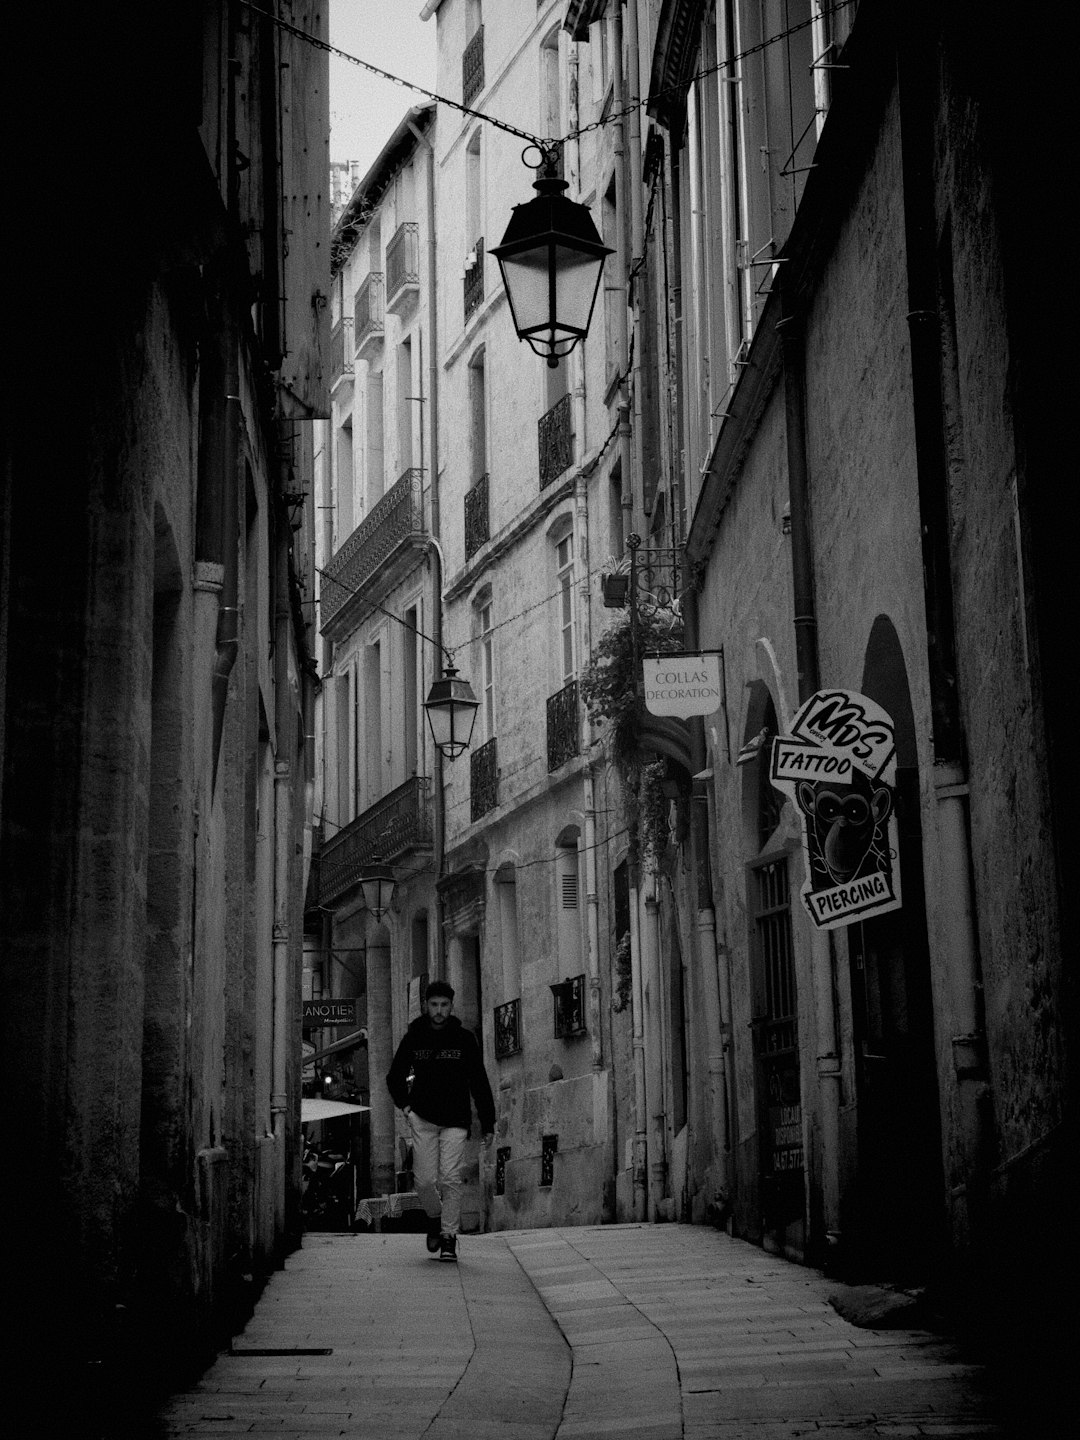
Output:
[
  {"xmin": 770, "ymin": 689, "xmax": 901, "ymax": 931},
  {"xmin": 642, "ymin": 651, "xmax": 722, "ymax": 719}
]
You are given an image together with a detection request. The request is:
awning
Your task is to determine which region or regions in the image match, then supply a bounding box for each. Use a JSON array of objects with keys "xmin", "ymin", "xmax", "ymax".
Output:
[{"xmin": 301, "ymin": 1098, "xmax": 370, "ymax": 1123}]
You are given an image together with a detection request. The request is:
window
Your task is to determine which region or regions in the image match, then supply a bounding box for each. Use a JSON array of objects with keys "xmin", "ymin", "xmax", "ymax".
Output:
[
  {"xmin": 555, "ymin": 832, "xmax": 583, "ymax": 980},
  {"xmin": 396, "ymin": 336, "xmax": 413, "ymax": 473},
  {"xmin": 365, "ymin": 371, "xmax": 384, "ymax": 505},
  {"xmin": 404, "ymin": 604, "xmax": 419, "ymax": 776},
  {"xmin": 540, "ymin": 1134, "xmax": 558, "ymax": 1186},
  {"xmin": 478, "ymin": 597, "xmax": 494, "ymax": 739},
  {"xmin": 556, "ymin": 533, "xmax": 575, "ymax": 683},
  {"xmin": 469, "ymin": 350, "xmax": 487, "ymax": 483},
  {"xmin": 495, "ymin": 1145, "xmax": 511, "ymax": 1195}
]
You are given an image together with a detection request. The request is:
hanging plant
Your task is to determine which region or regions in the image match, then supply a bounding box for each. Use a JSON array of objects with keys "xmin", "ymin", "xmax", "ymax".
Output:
[
  {"xmin": 612, "ymin": 930, "xmax": 633, "ymax": 1012},
  {"xmin": 580, "ymin": 597, "xmax": 683, "ymax": 865}
]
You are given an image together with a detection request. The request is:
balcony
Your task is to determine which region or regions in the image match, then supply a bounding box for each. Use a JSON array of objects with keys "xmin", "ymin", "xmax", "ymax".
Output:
[
  {"xmin": 320, "ymin": 467, "xmax": 425, "ymax": 635},
  {"xmin": 551, "ymin": 974, "xmax": 586, "ymax": 1038},
  {"xmin": 470, "ymin": 736, "xmax": 498, "ymax": 823},
  {"xmin": 464, "ymin": 472, "xmax": 489, "ymax": 561},
  {"xmin": 494, "ymin": 998, "xmax": 522, "ymax": 1060},
  {"xmin": 386, "ymin": 222, "xmax": 420, "ymax": 316},
  {"xmin": 464, "ymin": 237, "xmax": 484, "ymax": 322},
  {"xmin": 538, "ymin": 393, "xmax": 573, "ymax": 489},
  {"xmin": 330, "ymin": 318, "xmax": 353, "ymax": 393},
  {"xmin": 317, "ymin": 777, "xmax": 433, "ymax": 908},
  {"xmin": 547, "ymin": 678, "xmax": 579, "ymax": 771},
  {"xmin": 462, "ymin": 25, "xmax": 484, "ymax": 105},
  {"xmin": 353, "ymin": 272, "xmax": 384, "ymax": 359}
]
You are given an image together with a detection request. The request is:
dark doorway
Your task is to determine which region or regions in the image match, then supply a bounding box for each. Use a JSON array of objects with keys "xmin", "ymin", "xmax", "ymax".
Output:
[{"xmin": 846, "ymin": 618, "xmax": 945, "ymax": 1284}]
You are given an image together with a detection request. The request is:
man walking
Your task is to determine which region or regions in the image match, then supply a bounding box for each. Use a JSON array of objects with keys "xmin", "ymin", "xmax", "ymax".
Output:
[{"xmin": 386, "ymin": 981, "xmax": 496, "ymax": 1261}]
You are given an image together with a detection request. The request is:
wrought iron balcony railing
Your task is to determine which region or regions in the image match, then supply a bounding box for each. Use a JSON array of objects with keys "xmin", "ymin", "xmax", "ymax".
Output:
[
  {"xmin": 463, "ymin": 25, "xmax": 484, "ymax": 105},
  {"xmin": 464, "ymin": 472, "xmax": 489, "ymax": 561},
  {"xmin": 330, "ymin": 318, "xmax": 353, "ymax": 387},
  {"xmin": 354, "ymin": 272, "xmax": 384, "ymax": 355},
  {"xmin": 546, "ymin": 678, "xmax": 579, "ymax": 772},
  {"xmin": 320, "ymin": 468, "xmax": 425, "ymax": 632},
  {"xmin": 494, "ymin": 998, "xmax": 521, "ymax": 1060},
  {"xmin": 317, "ymin": 777, "xmax": 433, "ymax": 908},
  {"xmin": 386, "ymin": 222, "xmax": 420, "ymax": 312},
  {"xmin": 551, "ymin": 974, "xmax": 586, "ymax": 1039},
  {"xmin": 538, "ymin": 393, "xmax": 573, "ymax": 489},
  {"xmin": 470, "ymin": 735, "xmax": 498, "ymax": 822},
  {"xmin": 464, "ymin": 237, "xmax": 484, "ymax": 321}
]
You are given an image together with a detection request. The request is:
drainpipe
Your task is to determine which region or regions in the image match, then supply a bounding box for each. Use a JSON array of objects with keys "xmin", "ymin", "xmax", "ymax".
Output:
[
  {"xmin": 271, "ymin": 487, "xmax": 293, "ymax": 1228},
  {"xmin": 777, "ymin": 290, "xmax": 842, "ymax": 1254},
  {"xmin": 682, "ymin": 586, "xmax": 730, "ymax": 1210},
  {"xmin": 610, "ymin": 6, "xmax": 633, "ymax": 542},
  {"xmin": 575, "ymin": 471, "xmax": 603, "ymax": 1073},
  {"xmin": 625, "ymin": 0, "xmax": 645, "ymax": 526},
  {"xmin": 408, "ymin": 114, "xmax": 447, "ymax": 983},
  {"xmin": 627, "ymin": 861, "xmax": 648, "ymax": 1220},
  {"xmin": 896, "ymin": 5, "xmax": 990, "ymax": 1220},
  {"xmin": 643, "ymin": 867, "xmax": 667, "ymax": 1218}
]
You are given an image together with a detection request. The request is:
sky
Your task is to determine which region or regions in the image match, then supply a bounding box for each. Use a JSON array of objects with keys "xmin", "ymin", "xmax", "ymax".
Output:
[{"xmin": 328, "ymin": 0, "xmax": 438, "ymax": 175}]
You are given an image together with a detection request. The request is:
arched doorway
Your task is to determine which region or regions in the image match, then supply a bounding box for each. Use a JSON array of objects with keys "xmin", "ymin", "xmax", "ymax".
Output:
[
  {"xmin": 743, "ymin": 684, "xmax": 806, "ymax": 1256},
  {"xmin": 846, "ymin": 617, "xmax": 945, "ymax": 1282}
]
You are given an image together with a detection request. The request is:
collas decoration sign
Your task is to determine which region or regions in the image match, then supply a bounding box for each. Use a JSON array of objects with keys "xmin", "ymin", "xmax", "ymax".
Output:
[
  {"xmin": 769, "ymin": 689, "xmax": 901, "ymax": 931},
  {"xmin": 642, "ymin": 651, "xmax": 722, "ymax": 719}
]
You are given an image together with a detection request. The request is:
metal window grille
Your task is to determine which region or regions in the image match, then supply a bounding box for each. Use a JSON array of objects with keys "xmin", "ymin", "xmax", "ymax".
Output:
[
  {"xmin": 354, "ymin": 272, "xmax": 384, "ymax": 348},
  {"xmin": 540, "ymin": 1133, "xmax": 558, "ymax": 1187},
  {"xmin": 495, "ymin": 1145, "xmax": 511, "ymax": 1195},
  {"xmin": 464, "ymin": 472, "xmax": 489, "ymax": 560},
  {"xmin": 470, "ymin": 736, "xmax": 498, "ymax": 823},
  {"xmin": 386, "ymin": 222, "xmax": 420, "ymax": 301},
  {"xmin": 494, "ymin": 999, "xmax": 521, "ymax": 1060},
  {"xmin": 462, "ymin": 25, "xmax": 485, "ymax": 104},
  {"xmin": 546, "ymin": 679, "xmax": 579, "ymax": 771},
  {"xmin": 538, "ymin": 393, "xmax": 573, "ymax": 489}
]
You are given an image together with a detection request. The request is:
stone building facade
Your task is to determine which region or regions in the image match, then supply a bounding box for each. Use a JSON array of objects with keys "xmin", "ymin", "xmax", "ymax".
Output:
[{"xmin": 1, "ymin": 0, "xmax": 328, "ymax": 1416}]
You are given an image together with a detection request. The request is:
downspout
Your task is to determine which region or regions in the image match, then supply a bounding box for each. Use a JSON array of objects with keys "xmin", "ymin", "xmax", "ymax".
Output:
[
  {"xmin": 625, "ymin": 0, "xmax": 646, "ymax": 524},
  {"xmin": 777, "ymin": 287, "xmax": 842, "ymax": 1255},
  {"xmin": 627, "ymin": 857, "xmax": 648, "ymax": 1220},
  {"xmin": 643, "ymin": 868, "xmax": 667, "ymax": 1218},
  {"xmin": 575, "ymin": 471, "xmax": 602, "ymax": 1074},
  {"xmin": 271, "ymin": 480, "xmax": 293, "ymax": 1217},
  {"xmin": 896, "ymin": 3, "xmax": 990, "ymax": 1219},
  {"xmin": 611, "ymin": 5, "xmax": 633, "ymax": 542},
  {"xmin": 682, "ymin": 586, "xmax": 730, "ymax": 1214},
  {"xmin": 408, "ymin": 114, "xmax": 448, "ymax": 982}
]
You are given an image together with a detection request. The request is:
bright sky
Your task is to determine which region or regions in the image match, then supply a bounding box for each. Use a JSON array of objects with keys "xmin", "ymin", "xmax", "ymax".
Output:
[{"xmin": 329, "ymin": 0, "xmax": 438, "ymax": 174}]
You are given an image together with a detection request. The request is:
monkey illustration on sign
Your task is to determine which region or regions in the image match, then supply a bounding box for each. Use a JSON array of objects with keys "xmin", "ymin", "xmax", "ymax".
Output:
[
  {"xmin": 795, "ymin": 765, "xmax": 893, "ymax": 888},
  {"xmin": 770, "ymin": 689, "xmax": 901, "ymax": 930}
]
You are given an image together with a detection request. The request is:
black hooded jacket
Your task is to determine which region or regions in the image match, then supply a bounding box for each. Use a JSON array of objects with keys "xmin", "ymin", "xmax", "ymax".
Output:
[{"xmin": 386, "ymin": 1014, "xmax": 496, "ymax": 1134}]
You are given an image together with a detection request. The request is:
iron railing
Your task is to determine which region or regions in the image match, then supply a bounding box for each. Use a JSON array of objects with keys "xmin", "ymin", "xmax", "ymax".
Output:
[
  {"xmin": 464, "ymin": 237, "xmax": 484, "ymax": 321},
  {"xmin": 546, "ymin": 678, "xmax": 579, "ymax": 771},
  {"xmin": 386, "ymin": 222, "xmax": 420, "ymax": 305},
  {"xmin": 470, "ymin": 736, "xmax": 498, "ymax": 822},
  {"xmin": 463, "ymin": 25, "xmax": 484, "ymax": 105},
  {"xmin": 494, "ymin": 998, "xmax": 521, "ymax": 1060},
  {"xmin": 330, "ymin": 318, "xmax": 353, "ymax": 385},
  {"xmin": 538, "ymin": 393, "xmax": 573, "ymax": 489},
  {"xmin": 464, "ymin": 472, "xmax": 489, "ymax": 560},
  {"xmin": 320, "ymin": 468, "xmax": 425, "ymax": 631},
  {"xmin": 354, "ymin": 272, "xmax": 384, "ymax": 351},
  {"xmin": 317, "ymin": 777, "xmax": 433, "ymax": 907}
]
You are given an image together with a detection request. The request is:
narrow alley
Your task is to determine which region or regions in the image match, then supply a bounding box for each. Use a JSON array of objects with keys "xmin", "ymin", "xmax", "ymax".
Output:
[{"xmin": 155, "ymin": 1224, "xmax": 1018, "ymax": 1440}]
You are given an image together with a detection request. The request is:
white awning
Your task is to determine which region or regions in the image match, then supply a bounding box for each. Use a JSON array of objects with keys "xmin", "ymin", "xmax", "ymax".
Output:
[{"xmin": 301, "ymin": 1098, "xmax": 370, "ymax": 1123}]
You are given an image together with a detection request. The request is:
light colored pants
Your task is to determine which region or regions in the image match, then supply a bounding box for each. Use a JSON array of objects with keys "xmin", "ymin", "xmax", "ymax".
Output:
[{"xmin": 409, "ymin": 1113, "xmax": 468, "ymax": 1236}]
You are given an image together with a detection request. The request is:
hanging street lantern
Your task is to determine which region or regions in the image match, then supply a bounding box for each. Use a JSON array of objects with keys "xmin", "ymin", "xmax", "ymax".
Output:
[
  {"xmin": 491, "ymin": 147, "xmax": 613, "ymax": 368},
  {"xmin": 359, "ymin": 861, "xmax": 396, "ymax": 921},
  {"xmin": 424, "ymin": 663, "xmax": 480, "ymax": 760}
]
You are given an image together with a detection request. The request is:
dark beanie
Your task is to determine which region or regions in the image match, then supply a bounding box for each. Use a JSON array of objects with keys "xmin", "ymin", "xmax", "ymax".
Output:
[{"xmin": 425, "ymin": 979, "xmax": 455, "ymax": 1001}]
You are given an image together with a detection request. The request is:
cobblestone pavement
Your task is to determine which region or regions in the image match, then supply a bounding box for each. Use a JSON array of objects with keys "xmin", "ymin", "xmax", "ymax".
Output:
[{"xmin": 155, "ymin": 1224, "xmax": 1023, "ymax": 1439}]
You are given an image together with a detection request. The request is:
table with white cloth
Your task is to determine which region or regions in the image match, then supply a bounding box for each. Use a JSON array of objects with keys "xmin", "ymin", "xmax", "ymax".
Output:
[{"xmin": 354, "ymin": 1191, "xmax": 423, "ymax": 1228}]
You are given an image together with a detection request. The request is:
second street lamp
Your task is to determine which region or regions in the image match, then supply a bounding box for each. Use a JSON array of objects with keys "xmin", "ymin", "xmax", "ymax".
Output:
[
  {"xmin": 424, "ymin": 663, "xmax": 480, "ymax": 760},
  {"xmin": 491, "ymin": 146, "xmax": 613, "ymax": 368}
]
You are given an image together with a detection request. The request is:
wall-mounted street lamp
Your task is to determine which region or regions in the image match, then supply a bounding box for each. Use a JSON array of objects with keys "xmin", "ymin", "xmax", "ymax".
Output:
[
  {"xmin": 491, "ymin": 145, "xmax": 613, "ymax": 368},
  {"xmin": 424, "ymin": 663, "xmax": 480, "ymax": 760},
  {"xmin": 358, "ymin": 861, "xmax": 397, "ymax": 921}
]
